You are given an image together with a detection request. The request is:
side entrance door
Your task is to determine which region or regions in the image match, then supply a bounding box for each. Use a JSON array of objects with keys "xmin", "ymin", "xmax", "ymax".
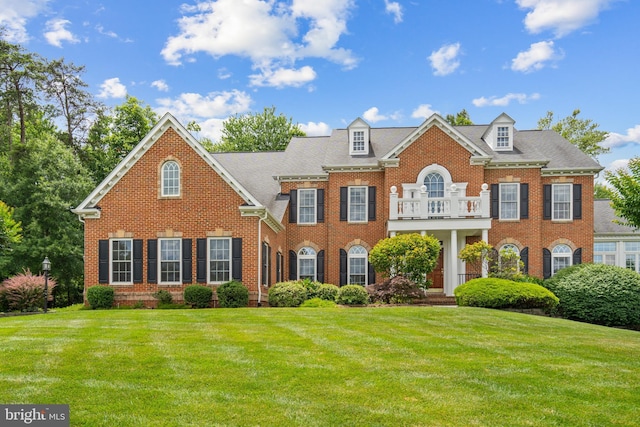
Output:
[{"xmin": 427, "ymin": 246, "xmax": 444, "ymax": 290}]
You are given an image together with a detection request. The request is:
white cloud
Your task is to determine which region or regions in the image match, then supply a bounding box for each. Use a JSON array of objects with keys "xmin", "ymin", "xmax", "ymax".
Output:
[
  {"xmin": 300, "ymin": 121, "xmax": 331, "ymax": 136},
  {"xmin": 249, "ymin": 65, "xmax": 317, "ymax": 88},
  {"xmin": 97, "ymin": 77, "xmax": 127, "ymax": 99},
  {"xmin": 44, "ymin": 19, "xmax": 80, "ymax": 47},
  {"xmin": 0, "ymin": 0, "xmax": 49, "ymax": 43},
  {"xmin": 472, "ymin": 92, "xmax": 541, "ymax": 107},
  {"xmin": 218, "ymin": 68, "xmax": 232, "ymax": 80},
  {"xmin": 384, "ymin": 0, "xmax": 403, "ymax": 23},
  {"xmin": 516, "ymin": 0, "xmax": 616, "ymax": 37},
  {"xmin": 411, "ymin": 104, "xmax": 439, "ymax": 119},
  {"xmin": 363, "ymin": 107, "xmax": 387, "ymax": 123},
  {"xmin": 160, "ymin": 0, "xmax": 357, "ymax": 88},
  {"xmin": 428, "ymin": 42, "xmax": 461, "ymax": 76},
  {"xmin": 511, "ymin": 40, "xmax": 563, "ymax": 72},
  {"xmin": 151, "ymin": 80, "xmax": 169, "ymax": 92},
  {"xmin": 603, "ymin": 125, "xmax": 640, "ymax": 149}
]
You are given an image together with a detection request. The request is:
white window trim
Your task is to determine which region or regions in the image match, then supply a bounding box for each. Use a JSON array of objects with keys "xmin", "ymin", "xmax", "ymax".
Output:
[
  {"xmin": 552, "ymin": 184, "xmax": 573, "ymax": 221},
  {"xmin": 349, "ymin": 127, "xmax": 370, "ymax": 155},
  {"xmin": 110, "ymin": 238, "xmax": 133, "ymax": 285},
  {"xmin": 161, "ymin": 161, "xmax": 181, "ymax": 197},
  {"xmin": 499, "ymin": 244, "xmax": 521, "ymax": 272},
  {"xmin": 551, "ymin": 244, "xmax": 572, "ymax": 276},
  {"xmin": 207, "ymin": 237, "xmax": 231, "ymax": 284},
  {"xmin": 348, "ymin": 186, "xmax": 368, "ymax": 223},
  {"xmin": 298, "ymin": 247, "xmax": 317, "ymax": 281},
  {"xmin": 499, "ymin": 183, "xmax": 520, "ymax": 220},
  {"xmin": 495, "ymin": 126, "xmax": 512, "ymax": 150},
  {"xmin": 347, "ymin": 246, "xmax": 368, "ymax": 285},
  {"xmin": 159, "ymin": 238, "xmax": 182, "ymax": 285},
  {"xmin": 297, "ymin": 188, "xmax": 317, "ymax": 225}
]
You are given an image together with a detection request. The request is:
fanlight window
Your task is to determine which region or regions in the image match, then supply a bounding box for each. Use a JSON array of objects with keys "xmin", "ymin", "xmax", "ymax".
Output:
[{"xmin": 424, "ymin": 173, "xmax": 444, "ymax": 198}]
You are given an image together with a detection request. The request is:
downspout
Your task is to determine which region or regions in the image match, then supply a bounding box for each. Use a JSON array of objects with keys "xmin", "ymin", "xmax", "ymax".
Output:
[{"xmin": 256, "ymin": 211, "xmax": 268, "ymax": 307}]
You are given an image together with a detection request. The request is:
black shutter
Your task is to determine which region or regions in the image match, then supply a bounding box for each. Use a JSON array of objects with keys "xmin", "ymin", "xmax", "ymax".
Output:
[
  {"xmin": 196, "ymin": 238, "xmax": 207, "ymax": 283},
  {"xmin": 289, "ymin": 190, "xmax": 297, "ymax": 224},
  {"xmin": 543, "ymin": 185, "xmax": 552, "ymax": 220},
  {"xmin": 340, "ymin": 249, "xmax": 347, "ymax": 286},
  {"xmin": 276, "ymin": 252, "xmax": 282, "ymax": 283},
  {"xmin": 573, "ymin": 247, "xmax": 582, "ymax": 265},
  {"xmin": 98, "ymin": 240, "xmax": 109, "ymax": 283},
  {"xmin": 520, "ymin": 247, "xmax": 529, "ymax": 274},
  {"xmin": 232, "ymin": 238, "xmax": 242, "ymax": 281},
  {"xmin": 317, "ymin": 189, "xmax": 325, "ymax": 223},
  {"xmin": 340, "ymin": 187, "xmax": 348, "ymax": 221},
  {"xmin": 368, "ymin": 261, "xmax": 376, "ymax": 285},
  {"xmin": 543, "ymin": 248, "xmax": 552, "ymax": 279},
  {"xmin": 261, "ymin": 242, "xmax": 268, "ymax": 286},
  {"xmin": 268, "ymin": 246, "xmax": 272, "ymax": 286},
  {"xmin": 520, "ymin": 183, "xmax": 529, "ymax": 219},
  {"xmin": 182, "ymin": 239, "xmax": 192, "ymax": 283},
  {"xmin": 289, "ymin": 250, "xmax": 297, "ymax": 280},
  {"xmin": 491, "ymin": 184, "xmax": 499, "ymax": 219},
  {"xmin": 368, "ymin": 186, "xmax": 377, "ymax": 221},
  {"xmin": 133, "ymin": 239, "xmax": 143, "ymax": 283},
  {"xmin": 317, "ymin": 250, "xmax": 325, "ymax": 283},
  {"xmin": 573, "ymin": 184, "xmax": 582, "ymax": 219},
  {"xmin": 147, "ymin": 240, "xmax": 157, "ymax": 283}
]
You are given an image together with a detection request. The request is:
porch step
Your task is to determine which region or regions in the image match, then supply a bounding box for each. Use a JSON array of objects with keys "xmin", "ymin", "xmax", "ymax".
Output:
[{"xmin": 421, "ymin": 293, "xmax": 457, "ymax": 306}]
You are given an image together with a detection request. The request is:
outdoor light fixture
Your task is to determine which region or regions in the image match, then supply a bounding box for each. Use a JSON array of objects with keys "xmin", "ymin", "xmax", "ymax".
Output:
[{"xmin": 42, "ymin": 257, "xmax": 50, "ymax": 314}]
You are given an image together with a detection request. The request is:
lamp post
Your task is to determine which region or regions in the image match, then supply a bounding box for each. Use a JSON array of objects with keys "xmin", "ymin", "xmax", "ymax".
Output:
[{"xmin": 42, "ymin": 257, "xmax": 50, "ymax": 313}]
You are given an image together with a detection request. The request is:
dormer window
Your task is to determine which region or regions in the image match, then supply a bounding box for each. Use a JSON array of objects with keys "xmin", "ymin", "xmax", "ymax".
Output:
[
  {"xmin": 348, "ymin": 118, "xmax": 370, "ymax": 155},
  {"xmin": 482, "ymin": 113, "xmax": 515, "ymax": 151},
  {"xmin": 496, "ymin": 126, "xmax": 510, "ymax": 149},
  {"xmin": 352, "ymin": 131, "xmax": 365, "ymax": 153}
]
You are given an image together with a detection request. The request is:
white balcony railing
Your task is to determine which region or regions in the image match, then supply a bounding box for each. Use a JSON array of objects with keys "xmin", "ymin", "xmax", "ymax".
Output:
[{"xmin": 389, "ymin": 184, "xmax": 490, "ymax": 220}]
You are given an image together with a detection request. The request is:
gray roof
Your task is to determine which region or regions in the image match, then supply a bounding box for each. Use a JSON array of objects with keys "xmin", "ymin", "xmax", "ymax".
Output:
[{"xmin": 594, "ymin": 199, "xmax": 639, "ymax": 235}]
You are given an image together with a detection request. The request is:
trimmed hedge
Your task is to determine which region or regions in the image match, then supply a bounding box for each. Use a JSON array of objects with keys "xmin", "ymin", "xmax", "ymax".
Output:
[
  {"xmin": 183, "ymin": 285, "xmax": 213, "ymax": 308},
  {"xmin": 86, "ymin": 285, "xmax": 115, "ymax": 309},
  {"xmin": 300, "ymin": 297, "xmax": 338, "ymax": 308},
  {"xmin": 454, "ymin": 278, "xmax": 559, "ymax": 311},
  {"xmin": 268, "ymin": 281, "xmax": 307, "ymax": 307},
  {"xmin": 336, "ymin": 285, "xmax": 369, "ymax": 305},
  {"xmin": 217, "ymin": 281, "xmax": 249, "ymax": 308},
  {"xmin": 316, "ymin": 283, "xmax": 339, "ymax": 301},
  {"xmin": 546, "ymin": 264, "xmax": 640, "ymax": 327}
]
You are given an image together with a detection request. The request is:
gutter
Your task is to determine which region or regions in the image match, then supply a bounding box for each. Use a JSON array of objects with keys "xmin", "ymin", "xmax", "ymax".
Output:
[{"xmin": 256, "ymin": 210, "xmax": 268, "ymax": 307}]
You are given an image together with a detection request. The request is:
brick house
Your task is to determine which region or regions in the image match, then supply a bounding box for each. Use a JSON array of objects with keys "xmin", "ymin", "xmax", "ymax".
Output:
[{"xmin": 72, "ymin": 112, "xmax": 602, "ymax": 306}]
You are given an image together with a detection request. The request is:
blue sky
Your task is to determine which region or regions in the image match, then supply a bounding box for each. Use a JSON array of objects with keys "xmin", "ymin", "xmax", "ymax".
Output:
[{"xmin": 1, "ymin": 0, "xmax": 638, "ymax": 176}]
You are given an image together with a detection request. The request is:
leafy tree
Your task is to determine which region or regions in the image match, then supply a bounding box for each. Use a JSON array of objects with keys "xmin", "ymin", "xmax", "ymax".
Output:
[
  {"xmin": 368, "ymin": 233, "xmax": 441, "ymax": 289},
  {"xmin": 445, "ymin": 109, "xmax": 473, "ymax": 126},
  {"xmin": 458, "ymin": 240, "xmax": 493, "ymax": 277},
  {"xmin": 0, "ymin": 200, "xmax": 22, "ymax": 262},
  {"xmin": 537, "ymin": 109, "xmax": 609, "ymax": 158},
  {"xmin": 606, "ymin": 157, "xmax": 640, "ymax": 229},
  {"xmin": 594, "ymin": 182, "xmax": 615, "ymax": 199},
  {"xmin": 215, "ymin": 106, "xmax": 305, "ymax": 152}
]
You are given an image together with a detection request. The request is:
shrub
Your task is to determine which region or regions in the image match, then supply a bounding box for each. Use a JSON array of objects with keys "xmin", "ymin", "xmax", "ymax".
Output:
[
  {"xmin": 336, "ymin": 285, "xmax": 369, "ymax": 305},
  {"xmin": 86, "ymin": 285, "xmax": 114, "ymax": 309},
  {"xmin": 549, "ymin": 264, "xmax": 640, "ymax": 327},
  {"xmin": 300, "ymin": 297, "xmax": 338, "ymax": 308},
  {"xmin": 316, "ymin": 283, "xmax": 339, "ymax": 301},
  {"xmin": 217, "ymin": 281, "xmax": 249, "ymax": 308},
  {"xmin": 366, "ymin": 275, "xmax": 425, "ymax": 304},
  {"xmin": 152, "ymin": 289, "xmax": 173, "ymax": 305},
  {"xmin": 183, "ymin": 285, "xmax": 213, "ymax": 308},
  {"xmin": 1, "ymin": 270, "xmax": 57, "ymax": 312},
  {"xmin": 542, "ymin": 263, "xmax": 590, "ymax": 294},
  {"xmin": 268, "ymin": 281, "xmax": 307, "ymax": 307},
  {"xmin": 454, "ymin": 278, "xmax": 559, "ymax": 311},
  {"xmin": 300, "ymin": 279, "xmax": 321, "ymax": 299}
]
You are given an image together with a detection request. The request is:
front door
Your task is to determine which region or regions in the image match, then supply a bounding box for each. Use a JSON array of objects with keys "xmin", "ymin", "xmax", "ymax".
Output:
[{"xmin": 427, "ymin": 246, "xmax": 444, "ymax": 290}]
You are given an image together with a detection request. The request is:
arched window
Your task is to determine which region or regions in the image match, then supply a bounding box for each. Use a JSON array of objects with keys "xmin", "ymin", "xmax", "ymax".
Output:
[
  {"xmin": 298, "ymin": 247, "xmax": 316, "ymax": 281},
  {"xmin": 424, "ymin": 172, "xmax": 444, "ymax": 198},
  {"xmin": 348, "ymin": 245, "xmax": 367, "ymax": 285},
  {"xmin": 162, "ymin": 161, "xmax": 180, "ymax": 196},
  {"xmin": 552, "ymin": 244, "xmax": 572, "ymax": 275},
  {"xmin": 499, "ymin": 244, "xmax": 520, "ymax": 272}
]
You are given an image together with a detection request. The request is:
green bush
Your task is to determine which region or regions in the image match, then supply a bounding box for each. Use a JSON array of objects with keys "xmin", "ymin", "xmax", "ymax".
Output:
[
  {"xmin": 268, "ymin": 281, "xmax": 307, "ymax": 307},
  {"xmin": 183, "ymin": 285, "xmax": 213, "ymax": 308},
  {"xmin": 366, "ymin": 275, "xmax": 425, "ymax": 304},
  {"xmin": 542, "ymin": 263, "xmax": 590, "ymax": 294},
  {"xmin": 86, "ymin": 285, "xmax": 115, "ymax": 309},
  {"xmin": 336, "ymin": 285, "xmax": 369, "ymax": 305},
  {"xmin": 152, "ymin": 289, "xmax": 173, "ymax": 305},
  {"xmin": 300, "ymin": 297, "xmax": 338, "ymax": 308},
  {"xmin": 454, "ymin": 278, "xmax": 559, "ymax": 311},
  {"xmin": 300, "ymin": 279, "xmax": 321, "ymax": 299},
  {"xmin": 217, "ymin": 281, "xmax": 249, "ymax": 308},
  {"xmin": 549, "ymin": 264, "xmax": 640, "ymax": 327},
  {"xmin": 316, "ymin": 283, "xmax": 339, "ymax": 301}
]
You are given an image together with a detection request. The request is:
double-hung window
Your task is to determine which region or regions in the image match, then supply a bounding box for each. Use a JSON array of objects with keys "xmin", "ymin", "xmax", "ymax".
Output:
[
  {"xmin": 352, "ymin": 131, "xmax": 365, "ymax": 153},
  {"xmin": 499, "ymin": 183, "xmax": 519, "ymax": 220},
  {"xmin": 111, "ymin": 239, "xmax": 132, "ymax": 284},
  {"xmin": 348, "ymin": 245, "xmax": 367, "ymax": 285},
  {"xmin": 594, "ymin": 242, "xmax": 617, "ymax": 265},
  {"xmin": 553, "ymin": 184, "xmax": 572, "ymax": 220},
  {"xmin": 625, "ymin": 242, "xmax": 640, "ymax": 272},
  {"xmin": 349, "ymin": 186, "xmax": 367, "ymax": 222},
  {"xmin": 496, "ymin": 126, "xmax": 510, "ymax": 149},
  {"xmin": 298, "ymin": 247, "xmax": 316, "ymax": 281},
  {"xmin": 159, "ymin": 238, "xmax": 181, "ymax": 284},
  {"xmin": 161, "ymin": 161, "xmax": 180, "ymax": 196},
  {"xmin": 208, "ymin": 238, "xmax": 231, "ymax": 283},
  {"xmin": 298, "ymin": 189, "xmax": 316, "ymax": 224},
  {"xmin": 552, "ymin": 244, "xmax": 572, "ymax": 275}
]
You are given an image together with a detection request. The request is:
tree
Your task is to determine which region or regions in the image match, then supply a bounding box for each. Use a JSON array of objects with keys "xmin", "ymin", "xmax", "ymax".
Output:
[
  {"xmin": 368, "ymin": 233, "xmax": 441, "ymax": 289},
  {"xmin": 606, "ymin": 157, "xmax": 640, "ymax": 229},
  {"xmin": 537, "ymin": 109, "xmax": 609, "ymax": 158},
  {"xmin": 458, "ymin": 240, "xmax": 493, "ymax": 277},
  {"xmin": 445, "ymin": 109, "xmax": 473, "ymax": 126},
  {"xmin": 215, "ymin": 106, "xmax": 305, "ymax": 152},
  {"xmin": 0, "ymin": 200, "xmax": 22, "ymax": 258},
  {"xmin": 594, "ymin": 182, "xmax": 615, "ymax": 199}
]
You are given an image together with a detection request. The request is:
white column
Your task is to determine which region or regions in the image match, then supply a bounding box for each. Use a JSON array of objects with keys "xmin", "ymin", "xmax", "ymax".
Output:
[
  {"xmin": 448, "ymin": 229, "xmax": 458, "ymax": 296},
  {"xmin": 389, "ymin": 186, "xmax": 398, "ymax": 220}
]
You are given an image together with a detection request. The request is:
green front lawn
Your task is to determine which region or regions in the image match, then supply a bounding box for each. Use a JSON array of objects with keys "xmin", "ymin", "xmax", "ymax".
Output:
[{"xmin": 1, "ymin": 306, "xmax": 639, "ymax": 426}]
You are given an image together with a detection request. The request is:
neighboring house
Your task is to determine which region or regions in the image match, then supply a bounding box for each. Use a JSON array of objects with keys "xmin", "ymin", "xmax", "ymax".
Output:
[
  {"xmin": 594, "ymin": 199, "xmax": 640, "ymax": 272},
  {"xmin": 72, "ymin": 112, "xmax": 602, "ymax": 306}
]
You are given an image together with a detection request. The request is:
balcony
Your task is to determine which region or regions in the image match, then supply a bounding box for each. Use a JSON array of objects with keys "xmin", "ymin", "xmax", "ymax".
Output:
[{"xmin": 389, "ymin": 183, "xmax": 491, "ymax": 220}]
